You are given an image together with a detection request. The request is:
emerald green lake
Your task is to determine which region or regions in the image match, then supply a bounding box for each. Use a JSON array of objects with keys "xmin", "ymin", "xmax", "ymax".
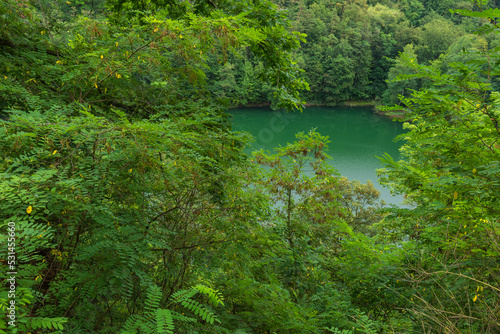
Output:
[{"xmin": 229, "ymin": 106, "xmax": 406, "ymax": 205}]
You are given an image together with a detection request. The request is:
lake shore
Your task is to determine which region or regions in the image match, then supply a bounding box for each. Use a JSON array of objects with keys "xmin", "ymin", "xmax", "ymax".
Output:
[
  {"xmin": 230, "ymin": 101, "xmax": 408, "ymax": 121},
  {"xmin": 374, "ymin": 106, "xmax": 407, "ymax": 120}
]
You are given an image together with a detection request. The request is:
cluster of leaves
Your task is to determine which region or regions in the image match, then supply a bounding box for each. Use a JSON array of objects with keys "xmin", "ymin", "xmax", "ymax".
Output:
[
  {"xmin": 377, "ymin": 1, "xmax": 500, "ymax": 332},
  {"xmin": 0, "ymin": 104, "xmax": 255, "ymax": 331},
  {"xmin": 0, "ymin": 0, "xmax": 309, "ymax": 118}
]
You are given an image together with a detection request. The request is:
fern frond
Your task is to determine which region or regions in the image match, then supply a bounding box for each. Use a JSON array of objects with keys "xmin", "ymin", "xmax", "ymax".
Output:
[
  {"xmin": 28, "ymin": 317, "xmax": 68, "ymax": 331},
  {"xmin": 325, "ymin": 328, "xmax": 353, "ymax": 334},
  {"xmin": 352, "ymin": 310, "xmax": 379, "ymax": 334},
  {"xmin": 170, "ymin": 310, "xmax": 197, "ymax": 323},
  {"xmin": 375, "ymin": 152, "xmax": 401, "ymax": 169},
  {"xmin": 144, "ymin": 285, "xmax": 163, "ymax": 313},
  {"xmin": 181, "ymin": 299, "xmax": 219, "ymax": 324},
  {"xmin": 119, "ymin": 314, "xmax": 144, "ymax": 334},
  {"xmin": 170, "ymin": 287, "xmax": 197, "ymax": 304},
  {"xmin": 194, "ymin": 284, "xmax": 225, "ymax": 307},
  {"xmin": 156, "ymin": 308, "xmax": 174, "ymax": 334}
]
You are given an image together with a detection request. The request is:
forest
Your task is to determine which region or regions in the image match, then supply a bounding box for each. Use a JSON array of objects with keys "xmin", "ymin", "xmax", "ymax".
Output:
[
  {"xmin": 0, "ymin": 0, "xmax": 499, "ymax": 333},
  {"xmin": 207, "ymin": 0, "xmax": 500, "ymax": 106}
]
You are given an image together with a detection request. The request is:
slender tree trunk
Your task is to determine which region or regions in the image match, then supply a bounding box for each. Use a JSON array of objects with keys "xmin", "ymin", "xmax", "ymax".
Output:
[{"xmin": 287, "ymin": 187, "xmax": 293, "ymax": 247}]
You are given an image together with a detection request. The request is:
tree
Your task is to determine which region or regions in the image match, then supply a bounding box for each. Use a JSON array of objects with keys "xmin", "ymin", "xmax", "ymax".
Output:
[
  {"xmin": 251, "ymin": 131, "xmax": 394, "ymax": 332},
  {"xmin": 398, "ymin": 0, "xmax": 425, "ymax": 26},
  {"xmin": 383, "ymin": 44, "xmax": 420, "ymax": 105},
  {"xmin": 377, "ymin": 2, "xmax": 500, "ymax": 331},
  {"xmin": 417, "ymin": 18, "xmax": 465, "ymax": 63},
  {"xmin": 237, "ymin": 60, "xmax": 260, "ymax": 105}
]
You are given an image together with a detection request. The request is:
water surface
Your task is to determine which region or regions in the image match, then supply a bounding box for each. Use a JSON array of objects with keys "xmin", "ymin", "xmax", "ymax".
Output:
[{"xmin": 229, "ymin": 107, "xmax": 406, "ymax": 205}]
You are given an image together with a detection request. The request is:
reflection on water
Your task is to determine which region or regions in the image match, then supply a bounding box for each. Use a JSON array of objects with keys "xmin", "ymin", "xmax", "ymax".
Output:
[{"xmin": 229, "ymin": 106, "xmax": 406, "ymax": 206}]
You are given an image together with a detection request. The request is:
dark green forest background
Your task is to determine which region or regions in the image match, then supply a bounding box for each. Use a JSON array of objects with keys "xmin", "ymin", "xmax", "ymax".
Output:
[
  {"xmin": 207, "ymin": 0, "xmax": 500, "ymax": 106},
  {"xmin": 0, "ymin": 0, "xmax": 499, "ymax": 333}
]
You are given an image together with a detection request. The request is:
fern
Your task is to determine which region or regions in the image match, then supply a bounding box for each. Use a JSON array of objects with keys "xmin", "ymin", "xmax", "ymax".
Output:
[
  {"xmin": 170, "ymin": 287, "xmax": 197, "ymax": 303},
  {"xmin": 325, "ymin": 310, "xmax": 379, "ymax": 334},
  {"xmin": 375, "ymin": 152, "xmax": 401, "ymax": 169},
  {"xmin": 144, "ymin": 285, "xmax": 162, "ymax": 314},
  {"xmin": 180, "ymin": 299, "xmax": 214, "ymax": 324},
  {"xmin": 353, "ymin": 310, "xmax": 379, "ymax": 334},
  {"xmin": 120, "ymin": 315, "xmax": 143, "ymax": 334},
  {"xmin": 120, "ymin": 284, "xmax": 223, "ymax": 333},
  {"xmin": 194, "ymin": 284, "xmax": 225, "ymax": 307},
  {"xmin": 169, "ymin": 310, "xmax": 196, "ymax": 323},
  {"xmin": 325, "ymin": 328, "xmax": 354, "ymax": 334},
  {"xmin": 28, "ymin": 317, "xmax": 68, "ymax": 331},
  {"xmin": 156, "ymin": 309, "xmax": 174, "ymax": 334}
]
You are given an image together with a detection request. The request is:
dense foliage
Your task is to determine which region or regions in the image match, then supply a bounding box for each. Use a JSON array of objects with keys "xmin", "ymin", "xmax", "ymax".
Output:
[
  {"xmin": 0, "ymin": 0, "xmax": 499, "ymax": 334},
  {"xmin": 206, "ymin": 0, "xmax": 500, "ymax": 106},
  {"xmin": 376, "ymin": 10, "xmax": 500, "ymax": 328}
]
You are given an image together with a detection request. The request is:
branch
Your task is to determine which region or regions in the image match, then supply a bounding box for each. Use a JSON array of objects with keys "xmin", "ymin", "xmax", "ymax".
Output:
[
  {"xmin": 143, "ymin": 205, "xmax": 179, "ymax": 237},
  {"xmin": 0, "ymin": 38, "xmax": 60, "ymax": 57},
  {"xmin": 150, "ymin": 238, "xmax": 236, "ymax": 252},
  {"xmin": 431, "ymin": 271, "xmax": 500, "ymax": 293}
]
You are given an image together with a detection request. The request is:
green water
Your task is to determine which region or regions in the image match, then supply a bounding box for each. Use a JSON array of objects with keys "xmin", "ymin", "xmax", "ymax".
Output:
[{"xmin": 229, "ymin": 106, "xmax": 406, "ymax": 205}]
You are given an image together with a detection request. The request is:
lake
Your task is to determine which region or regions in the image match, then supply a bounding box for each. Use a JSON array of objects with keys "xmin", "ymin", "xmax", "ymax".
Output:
[{"xmin": 229, "ymin": 106, "xmax": 406, "ymax": 205}]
